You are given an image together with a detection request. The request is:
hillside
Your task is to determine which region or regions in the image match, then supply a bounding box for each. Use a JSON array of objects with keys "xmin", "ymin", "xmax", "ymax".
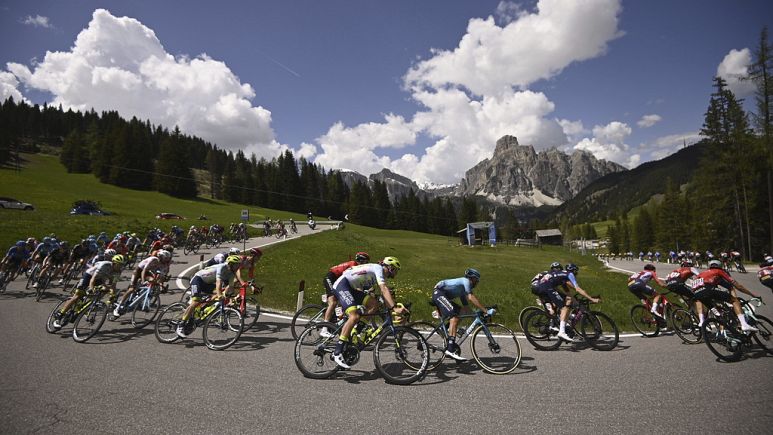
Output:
[{"xmin": 549, "ymin": 141, "xmax": 709, "ymax": 224}]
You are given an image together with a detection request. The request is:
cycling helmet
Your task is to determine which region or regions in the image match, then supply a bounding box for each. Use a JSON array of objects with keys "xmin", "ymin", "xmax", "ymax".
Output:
[
  {"xmin": 644, "ymin": 264, "xmax": 656, "ymax": 271},
  {"xmin": 60, "ymin": 241, "xmax": 69, "ymax": 248},
  {"xmin": 112, "ymin": 254, "xmax": 125, "ymax": 264},
  {"xmin": 104, "ymin": 249, "xmax": 117, "ymax": 257},
  {"xmin": 354, "ymin": 251, "xmax": 370, "ymax": 264},
  {"xmin": 566, "ymin": 263, "xmax": 579, "ymax": 274},
  {"xmin": 708, "ymin": 259, "xmax": 722, "ymax": 269},
  {"xmin": 26, "ymin": 237, "xmax": 35, "ymax": 244},
  {"xmin": 130, "ymin": 233, "xmax": 137, "ymax": 238},
  {"xmin": 157, "ymin": 250, "xmax": 171, "ymax": 261},
  {"xmin": 681, "ymin": 259, "xmax": 693, "ymax": 267},
  {"xmin": 48, "ymin": 233, "xmax": 56, "ymax": 239},
  {"xmin": 190, "ymin": 226, "xmax": 196, "ymax": 230},
  {"xmin": 464, "ymin": 268, "xmax": 481, "ymax": 280},
  {"xmin": 80, "ymin": 239, "xmax": 88, "ymax": 246},
  {"xmin": 162, "ymin": 244, "xmax": 174, "ymax": 251},
  {"xmin": 764, "ymin": 256, "xmax": 772, "ymax": 266},
  {"xmin": 226, "ymin": 255, "xmax": 241, "ymax": 266},
  {"xmin": 550, "ymin": 261, "xmax": 562, "ymax": 271},
  {"xmin": 87, "ymin": 235, "xmax": 96, "ymax": 241},
  {"xmin": 250, "ymin": 247, "xmax": 263, "ymax": 257},
  {"xmin": 42, "ymin": 237, "xmax": 51, "ymax": 244},
  {"xmin": 228, "ymin": 247, "xmax": 241, "ymax": 255},
  {"xmin": 15, "ymin": 241, "xmax": 26, "ymax": 248},
  {"xmin": 382, "ymin": 256, "xmax": 401, "ymax": 270}
]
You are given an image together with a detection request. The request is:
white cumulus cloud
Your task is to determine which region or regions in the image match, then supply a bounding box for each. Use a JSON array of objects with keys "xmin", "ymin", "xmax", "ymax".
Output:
[
  {"xmin": 637, "ymin": 114, "xmax": 661, "ymax": 128},
  {"xmin": 0, "ymin": 71, "xmax": 26, "ymax": 102},
  {"xmin": 717, "ymin": 48, "xmax": 755, "ymax": 98},
  {"xmin": 22, "ymin": 15, "xmax": 52, "ymax": 28},
  {"xmin": 573, "ymin": 121, "xmax": 638, "ymax": 168},
  {"xmin": 6, "ymin": 9, "xmax": 279, "ymax": 158}
]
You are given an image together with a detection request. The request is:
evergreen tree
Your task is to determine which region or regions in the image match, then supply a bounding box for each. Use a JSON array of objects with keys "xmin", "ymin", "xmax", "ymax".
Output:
[{"xmin": 155, "ymin": 129, "xmax": 197, "ymax": 198}]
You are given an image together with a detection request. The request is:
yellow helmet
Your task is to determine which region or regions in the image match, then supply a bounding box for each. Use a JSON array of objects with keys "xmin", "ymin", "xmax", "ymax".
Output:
[
  {"xmin": 226, "ymin": 255, "xmax": 241, "ymax": 266},
  {"xmin": 382, "ymin": 256, "xmax": 401, "ymax": 270},
  {"xmin": 112, "ymin": 254, "xmax": 125, "ymax": 264}
]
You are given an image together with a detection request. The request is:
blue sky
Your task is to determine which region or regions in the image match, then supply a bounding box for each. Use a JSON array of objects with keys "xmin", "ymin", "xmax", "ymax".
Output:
[{"xmin": 1, "ymin": 0, "xmax": 771, "ymax": 185}]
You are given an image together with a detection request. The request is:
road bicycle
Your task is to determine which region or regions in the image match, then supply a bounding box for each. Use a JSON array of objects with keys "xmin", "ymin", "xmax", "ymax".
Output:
[
  {"xmin": 290, "ymin": 297, "xmax": 328, "ymax": 340},
  {"xmin": 701, "ymin": 297, "xmax": 772, "ymax": 362},
  {"xmin": 523, "ymin": 295, "xmax": 619, "ymax": 351},
  {"xmin": 154, "ymin": 295, "xmax": 244, "ymax": 350},
  {"xmin": 408, "ymin": 304, "xmax": 522, "ymax": 374},
  {"xmin": 294, "ymin": 304, "xmax": 429, "ymax": 385},
  {"xmin": 46, "ymin": 285, "xmax": 111, "ymax": 343},
  {"xmin": 630, "ymin": 291, "xmax": 683, "ymax": 337},
  {"xmin": 224, "ymin": 280, "xmax": 261, "ymax": 331},
  {"xmin": 112, "ymin": 274, "xmax": 165, "ymax": 329}
]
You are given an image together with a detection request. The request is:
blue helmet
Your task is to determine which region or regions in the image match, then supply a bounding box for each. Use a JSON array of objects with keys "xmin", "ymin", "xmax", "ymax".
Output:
[
  {"xmin": 15, "ymin": 240, "xmax": 26, "ymax": 248},
  {"xmin": 566, "ymin": 263, "xmax": 579, "ymax": 274},
  {"xmin": 464, "ymin": 268, "xmax": 481, "ymax": 280}
]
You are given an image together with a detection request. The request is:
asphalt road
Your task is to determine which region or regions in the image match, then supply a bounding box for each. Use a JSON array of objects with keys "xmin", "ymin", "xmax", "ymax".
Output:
[{"xmin": 1, "ymin": 242, "xmax": 771, "ymax": 434}]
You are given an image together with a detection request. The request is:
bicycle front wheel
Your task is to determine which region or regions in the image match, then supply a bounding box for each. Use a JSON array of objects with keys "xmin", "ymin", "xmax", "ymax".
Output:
[
  {"xmin": 630, "ymin": 304, "xmax": 660, "ymax": 337},
  {"xmin": 131, "ymin": 292, "xmax": 162, "ymax": 329},
  {"xmin": 523, "ymin": 310, "xmax": 561, "ymax": 351},
  {"xmin": 702, "ymin": 318, "xmax": 743, "ymax": 362},
  {"xmin": 242, "ymin": 300, "xmax": 261, "ymax": 331},
  {"xmin": 518, "ymin": 306, "xmax": 543, "ymax": 332},
  {"xmin": 203, "ymin": 307, "xmax": 243, "ymax": 350},
  {"xmin": 46, "ymin": 299, "xmax": 67, "ymax": 333},
  {"xmin": 751, "ymin": 315, "xmax": 773, "ymax": 355},
  {"xmin": 155, "ymin": 302, "xmax": 185, "ymax": 343},
  {"xmin": 671, "ymin": 307, "xmax": 702, "ymax": 344},
  {"xmin": 470, "ymin": 323, "xmax": 521, "ymax": 374},
  {"xmin": 580, "ymin": 311, "xmax": 619, "ymax": 351},
  {"xmin": 72, "ymin": 300, "xmax": 108, "ymax": 343},
  {"xmin": 373, "ymin": 326, "xmax": 428, "ymax": 385},
  {"xmin": 294, "ymin": 321, "xmax": 340, "ymax": 379},
  {"xmin": 407, "ymin": 321, "xmax": 447, "ymax": 370},
  {"xmin": 290, "ymin": 304, "xmax": 325, "ymax": 340}
]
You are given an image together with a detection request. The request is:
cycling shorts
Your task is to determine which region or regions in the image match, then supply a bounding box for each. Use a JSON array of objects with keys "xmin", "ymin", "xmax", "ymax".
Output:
[
  {"xmin": 6, "ymin": 256, "xmax": 23, "ymax": 267},
  {"xmin": 760, "ymin": 278, "xmax": 773, "ymax": 291},
  {"xmin": 74, "ymin": 273, "xmax": 105, "ymax": 296},
  {"xmin": 190, "ymin": 276, "xmax": 215, "ymax": 300},
  {"xmin": 431, "ymin": 289, "xmax": 461, "ymax": 319},
  {"xmin": 628, "ymin": 283, "xmax": 656, "ymax": 300},
  {"xmin": 666, "ymin": 283, "xmax": 694, "ymax": 301},
  {"xmin": 537, "ymin": 286, "xmax": 567, "ymax": 309},
  {"xmin": 323, "ymin": 271, "xmax": 338, "ymax": 296},
  {"xmin": 692, "ymin": 286, "xmax": 732, "ymax": 305},
  {"xmin": 332, "ymin": 278, "xmax": 368, "ymax": 314}
]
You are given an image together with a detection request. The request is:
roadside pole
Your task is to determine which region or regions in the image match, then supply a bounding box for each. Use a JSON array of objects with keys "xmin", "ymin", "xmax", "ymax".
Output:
[{"xmin": 241, "ymin": 209, "xmax": 249, "ymax": 252}]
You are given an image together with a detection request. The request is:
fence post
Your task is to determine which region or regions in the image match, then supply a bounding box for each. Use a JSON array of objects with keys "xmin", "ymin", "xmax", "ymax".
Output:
[
  {"xmin": 199, "ymin": 254, "xmax": 204, "ymax": 271},
  {"xmin": 296, "ymin": 280, "xmax": 305, "ymax": 312}
]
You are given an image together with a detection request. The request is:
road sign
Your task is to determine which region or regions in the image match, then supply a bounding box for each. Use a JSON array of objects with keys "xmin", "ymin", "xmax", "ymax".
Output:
[{"xmin": 241, "ymin": 209, "xmax": 249, "ymax": 221}]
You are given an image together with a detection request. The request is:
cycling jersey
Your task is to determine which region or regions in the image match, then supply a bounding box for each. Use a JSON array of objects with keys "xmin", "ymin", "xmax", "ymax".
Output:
[
  {"xmin": 691, "ymin": 268, "xmax": 735, "ymax": 304},
  {"xmin": 193, "ymin": 263, "xmax": 235, "ymax": 285},
  {"xmin": 204, "ymin": 252, "xmax": 227, "ymax": 268},
  {"xmin": 69, "ymin": 245, "xmax": 91, "ymax": 261},
  {"xmin": 334, "ymin": 263, "xmax": 385, "ymax": 291},
  {"xmin": 628, "ymin": 270, "xmax": 658, "ymax": 286},
  {"xmin": 530, "ymin": 271, "xmax": 548, "ymax": 294},
  {"xmin": 665, "ymin": 267, "xmax": 699, "ymax": 286},
  {"xmin": 329, "ymin": 260, "xmax": 358, "ymax": 277},
  {"xmin": 758, "ymin": 266, "xmax": 773, "ymax": 289},
  {"xmin": 535, "ymin": 271, "xmax": 574, "ymax": 294},
  {"xmin": 137, "ymin": 256, "xmax": 168, "ymax": 275},
  {"xmin": 5, "ymin": 245, "xmax": 30, "ymax": 260}
]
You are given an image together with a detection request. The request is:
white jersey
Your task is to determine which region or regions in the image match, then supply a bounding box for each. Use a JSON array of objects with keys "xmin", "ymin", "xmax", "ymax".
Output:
[
  {"xmin": 335, "ymin": 263, "xmax": 385, "ymax": 291},
  {"xmin": 86, "ymin": 261, "xmax": 117, "ymax": 283},
  {"xmin": 194, "ymin": 263, "xmax": 235, "ymax": 285},
  {"xmin": 137, "ymin": 256, "xmax": 170, "ymax": 275}
]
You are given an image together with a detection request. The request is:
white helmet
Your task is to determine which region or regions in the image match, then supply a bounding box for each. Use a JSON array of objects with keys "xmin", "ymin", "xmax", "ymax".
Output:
[
  {"xmin": 228, "ymin": 247, "xmax": 241, "ymax": 255},
  {"xmin": 157, "ymin": 250, "xmax": 172, "ymax": 261},
  {"xmin": 104, "ymin": 249, "xmax": 117, "ymax": 257}
]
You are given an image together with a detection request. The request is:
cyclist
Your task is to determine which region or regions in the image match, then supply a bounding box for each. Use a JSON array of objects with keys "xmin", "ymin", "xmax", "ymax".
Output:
[
  {"xmin": 113, "ymin": 249, "xmax": 172, "ymax": 317},
  {"xmin": 432, "ymin": 268, "xmax": 493, "ymax": 361},
  {"xmin": 59, "ymin": 240, "xmax": 91, "ymax": 284},
  {"xmin": 238, "ymin": 247, "xmax": 263, "ymax": 285},
  {"xmin": 691, "ymin": 259, "xmax": 760, "ymax": 331},
  {"xmin": 53, "ymin": 254, "xmax": 125, "ymax": 328},
  {"xmin": 530, "ymin": 262, "xmax": 563, "ymax": 295},
  {"xmin": 330, "ymin": 257, "xmax": 407, "ymax": 369},
  {"xmin": 1, "ymin": 241, "xmax": 31, "ymax": 281},
  {"xmin": 176, "ymin": 255, "xmax": 242, "ymax": 338},
  {"xmin": 319, "ymin": 252, "xmax": 370, "ymax": 338},
  {"xmin": 534, "ymin": 263, "xmax": 599, "ymax": 341},
  {"xmin": 627, "ymin": 264, "xmax": 667, "ymax": 320},
  {"xmin": 204, "ymin": 248, "xmax": 240, "ymax": 268},
  {"xmin": 33, "ymin": 241, "xmax": 68, "ymax": 288},
  {"xmin": 758, "ymin": 256, "xmax": 773, "ymax": 293}
]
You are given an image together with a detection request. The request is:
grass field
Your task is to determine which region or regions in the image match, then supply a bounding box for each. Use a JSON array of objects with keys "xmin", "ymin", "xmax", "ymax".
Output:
[{"xmin": 2, "ymin": 153, "xmax": 638, "ymax": 331}]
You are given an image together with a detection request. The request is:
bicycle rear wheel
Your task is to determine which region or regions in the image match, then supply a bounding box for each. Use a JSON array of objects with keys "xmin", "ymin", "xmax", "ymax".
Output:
[
  {"xmin": 751, "ymin": 315, "xmax": 773, "ymax": 355},
  {"xmin": 470, "ymin": 323, "xmax": 521, "ymax": 374},
  {"xmin": 131, "ymin": 292, "xmax": 162, "ymax": 329},
  {"xmin": 671, "ymin": 307, "xmax": 702, "ymax": 344},
  {"xmin": 242, "ymin": 299, "xmax": 261, "ymax": 331},
  {"xmin": 580, "ymin": 311, "xmax": 619, "ymax": 351},
  {"xmin": 702, "ymin": 318, "xmax": 743, "ymax": 362},
  {"xmin": 155, "ymin": 302, "xmax": 185, "ymax": 343},
  {"xmin": 630, "ymin": 304, "xmax": 660, "ymax": 337},
  {"xmin": 294, "ymin": 321, "xmax": 340, "ymax": 379},
  {"xmin": 203, "ymin": 307, "xmax": 243, "ymax": 350},
  {"xmin": 407, "ymin": 321, "xmax": 447, "ymax": 370},
  {"xmin": 523, "ymin": 310, "xmax": 561, "ymax": 351},
  {"xmin": 518, "ymin": 306, "xmax": 543, "ymax": 332},
  {"xmin": 25, "ymin": 266, "xmax": 38, "ymax": 290},
  {"xmin": 46, "ymin": 299, "xmax": 67, "ymax": 333},
  {"xmin": 72, "ymin": 300, "xmax": 108, "ymax": 343},
  {"xmin": 373, "ymin": 326, "xmax": 428, "ymax": 385},
  {"xmin": 290, "ymin": 304, "xmax": 325, "ymax": 340}
]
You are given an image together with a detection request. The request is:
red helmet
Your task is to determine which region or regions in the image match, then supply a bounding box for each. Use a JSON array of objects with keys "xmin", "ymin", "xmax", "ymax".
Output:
[
  {"xmin": 354, "ymin": 252, "xmax": 370, "ymax": 264},
  {"xmin": 250, "ymin": 247, "xmax": 263, "ymax": 257}
]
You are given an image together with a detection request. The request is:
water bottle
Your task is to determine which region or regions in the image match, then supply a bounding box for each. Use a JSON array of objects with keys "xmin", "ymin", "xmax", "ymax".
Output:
[
  {"xmin": 203, "ymin": 304, "xmax": 217, "ymax": 317},
  {"xmin": 457, "ymin": 327, "xmax": 466, "ymax": 338}
]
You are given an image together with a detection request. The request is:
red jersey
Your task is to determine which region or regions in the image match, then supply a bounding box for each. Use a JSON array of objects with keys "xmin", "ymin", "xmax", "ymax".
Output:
[
  {"xmin": 758, "ymin": 266, "xmax": 773, "ymax": 282},
  {"xmin": 691, "ymin": 268, "xmax": 734, "ymax": 291},
  {"xmin": 107, "ymin": 240, "xmax": 128, "ymax": 255},
  {"xmin": 665, "ymin": 267, "xmax": 699, "ymax": 286},
  {"xmin": 328, "ymin": 260, "xmax": 358, "ymax": 278}
]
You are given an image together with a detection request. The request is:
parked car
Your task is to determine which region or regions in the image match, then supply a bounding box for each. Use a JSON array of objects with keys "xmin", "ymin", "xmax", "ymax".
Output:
[
  {"xmin": 70, "ymin": 200, "xmax": 111, "ymax": 216},
  {"xmin": 156, "ymin": 213, "xmax": 185, "ymax": 220},
  {"xmin": 0, "ymin": 197, "xmax": 34, "ymax": 210}
]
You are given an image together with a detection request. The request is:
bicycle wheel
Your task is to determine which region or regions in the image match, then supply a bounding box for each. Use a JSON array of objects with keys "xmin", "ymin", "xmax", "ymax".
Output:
[
  {"xmin": 580, "ymin": 311, "xmax": 619, "ymax": 351},
  {"xmin": 183, "ymin": 244, "xmax": 192, "ymax": 255},
  {"xmin": 240, "ymin": 298, "xmax": 261, "ymax": 331},
  {"xmin": 373, "ymin": 326, "xmax": 428, "ymax": 385},
  {"xmin": 179, "ymin": 289, "xmax": 192, "ymax": 304},
  {"xmin": 751, "ymin": 315, "xmax": 773, "ymax": 355},
  {"xmin": 72, "ymin": 300, "xmax": 108, "ymax": 343},
  {"xmin": 155, "ymin": 302, "xmax": 186, "ymax": 343},
  {"xmin": 0, "ymin": 271, "xmax": 8, "ymax": 293},
  {"xmin": 671, "ymin": 307, "xmax": 702, "ymax": 344},
  {"xmin": 630, "ymin": 305, "xmax": 660, "ymax": 337},
  {"xmin": 46, "ymin": 299, "xmax": 67, "ymax": 333},
  {"xmin": 523, "ymin": 310, "xmax": 561, "ymax": 351},
  {"xmin": 131, "ymin": 292, "xmax": 162, "ymax": 329},
  {"xmin": 203, "ymin": 307, "xmax": 243, "ymax": 350},
  {"xmin": 290, "ymin": 303, "xmax": 325, "ymax": 340},
  {"xmin": 702, "ymin": 318, "xmax": 743, "ymax": 362},
  {"xmin": 35, "ymin": 273, "xmax": 49, "ymax": 301},
  {"xmin": 407, "ymin": 321, "xmax": 447, "ymax": 370},
  {"xmin": 470, "ymin": 323, "xmax": 521, "ymax": 374},
  {"xmin": 294, "ymin": 321, "xmax": 340, "ymax": 379},
  {"xmin": 25, "ymin": 266, "xmax": 39, "ymax": 290},
  {"xmin": 518, "ymin": 306, "xmax": 543, "ymax": 332}
]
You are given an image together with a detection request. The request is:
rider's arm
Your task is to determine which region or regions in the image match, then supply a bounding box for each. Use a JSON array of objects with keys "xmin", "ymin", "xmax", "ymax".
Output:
[
  {"xmin": 466, "ymin": 293, "xmax": 487, "ymax": 312},
  {"xmin": 378, "ymin": 282, "xmax": 405, "ymax": 313},
  {"xmin": 566, "ymin": 281, "xmax": 599, "ymax": 303},
  {"xmin": 731, "ymin": 280, "xmax": 758, "ymax": 298}
]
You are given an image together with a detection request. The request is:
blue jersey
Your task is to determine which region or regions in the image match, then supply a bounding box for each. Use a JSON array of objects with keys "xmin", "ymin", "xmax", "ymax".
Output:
[
  {"xmin": 6, "ymin": 245, "xmax": 30, "ymax": 260},
  {"xmin": 434, "ymin": 277, "xmax": 474, "ymax": 305},
  {"xmin": 536, "ymin": 271, "xmax": 575, "ymax": 294}
]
